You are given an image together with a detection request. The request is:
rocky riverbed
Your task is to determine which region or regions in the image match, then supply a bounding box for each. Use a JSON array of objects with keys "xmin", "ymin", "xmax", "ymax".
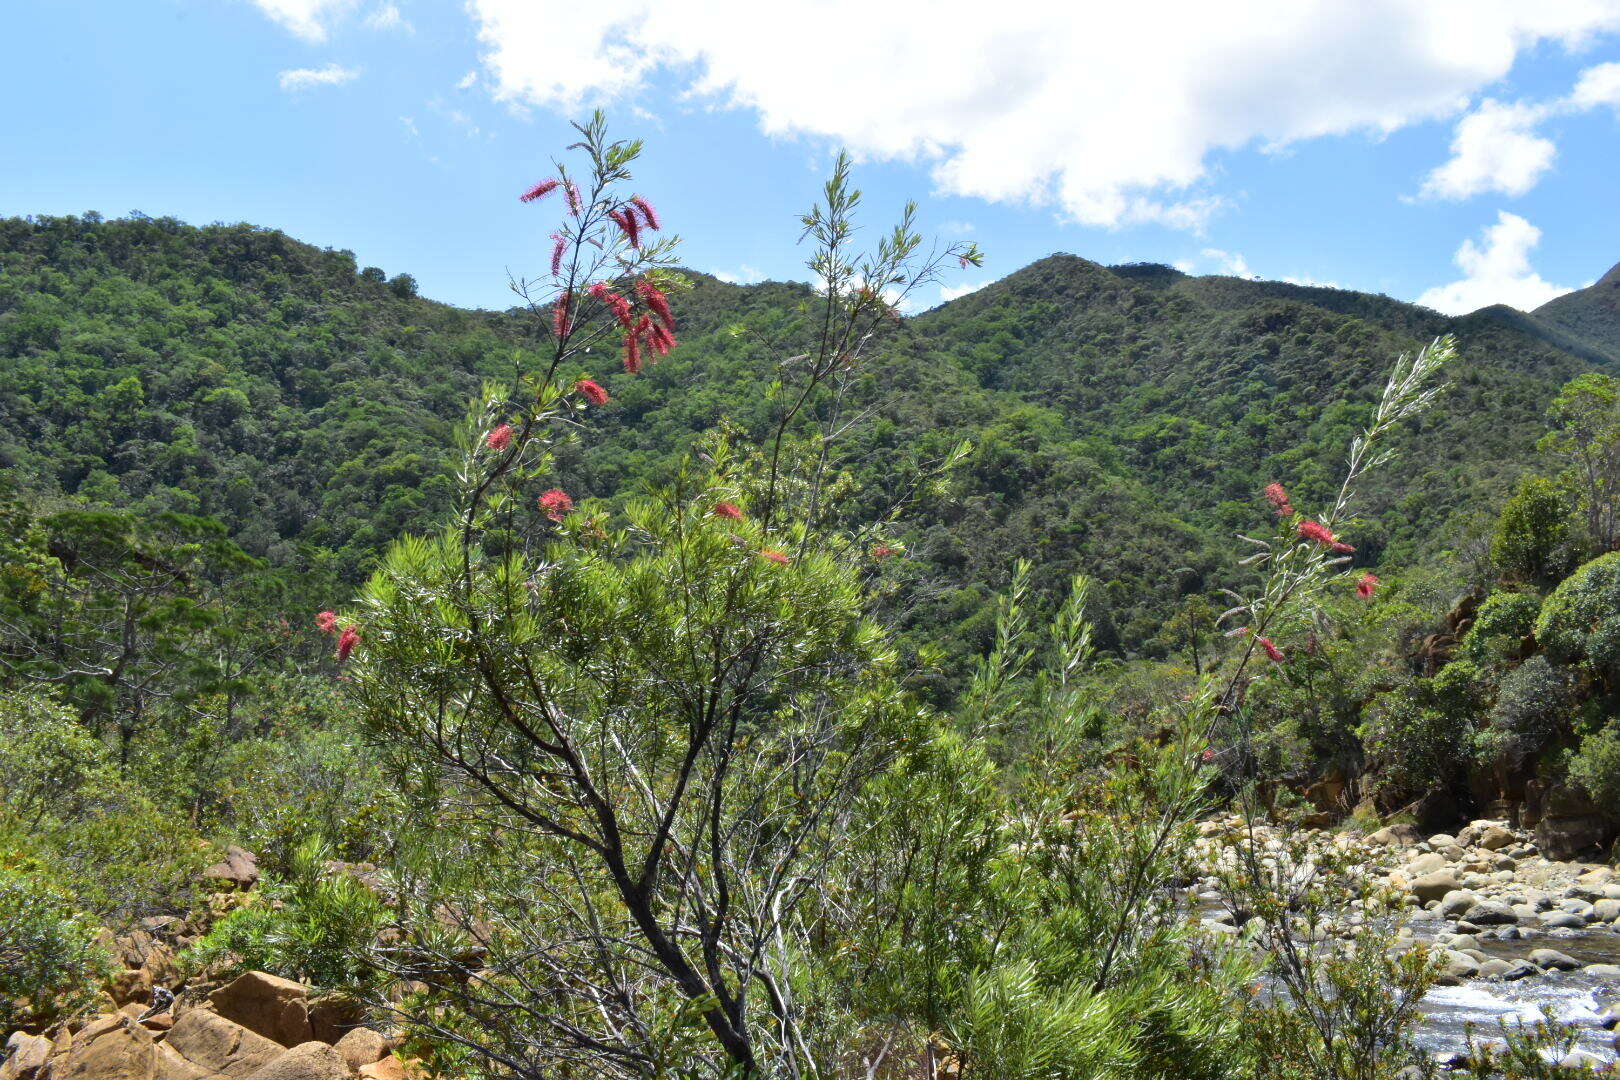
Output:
[{"xmin": 1190, "ymin": 816, "xmax": 1620, "ymax": 1069}]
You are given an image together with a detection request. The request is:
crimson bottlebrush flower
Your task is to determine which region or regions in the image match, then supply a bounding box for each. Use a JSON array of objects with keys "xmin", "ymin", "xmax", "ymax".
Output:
[
  {"xmin": 1200, "ymin": 747, "xmax": 1216, "ymax": 763},
  {"xmin": 1263, "ymin": 482, "xmax": 1290, "ymax": 510},
  {"xmin": 315, "ymin": 610, "xmax": 338, "ymax": 634},
  {"xmin": 622, "ymin": 332, "xmax": 642, "ymax": 374},
  {"xmin": 564, "ymin": 181, "xmax": 582, "ymax": 216},
  {"xmin": 647, "ymin": 322, "xmax": 676, "ymax": 356},
  {"xmin": 550, "ymin": 233, "xmax": 567, "ymax": 277},
  {"xmin": 630, "ymin": 195, "xmax": 660, "ymax": 231},
  {"xmin": 610, "ymin": 208, "xmax": 641, "ymax": 249},
  {"xmin": 1331, "ymin": 541, "xmax": 1356, "ymax": 555},
  {"xmin": 1356, "ymin": 573, "xmax": 1380, "ymax": 600},
  {"xmin": 486, "ymin": 423, "xmax": 514, "ymax": 451},
  {"xmin": 871, "ymin": 543, "xmax": 900, "ymax": 559},
  {"xmin": 758, "ymin": 548, "xmax": 791, "ymax": 565},
  {"xmin": 1298, "ymin": 520, "xmax": 1336, "ymax": 547},
  {"xmin": 538, "ymin": 488, "xmax": 574, "ymax": 522},
  {"xmin": 713, "ymin": 501, "xmax": 743, "ymax": 520},
  {"xmin": 336, "ymin": 626, "xmax": 360, "ymax": 663},
  {"xmin": 589, "ymin": 283, "xmax": 635, "ymax": 327},
  {"xmin": 1257, "ymin": 635, "xmax": 1284, "ymax": 662},
  {"xmin": 636, "ymin": 280, "xmax": 675, "ymax": 330},
  {"xmin": 575, "ymin": 378, "xmax": 609, "ymax": 406},
  {"xmin": 553, "ymin": 291, "xmax": 573, "ymax": 339},
  {"xmin": 519, "ymin": 178, "xmax": 560, "ymax": 203}
]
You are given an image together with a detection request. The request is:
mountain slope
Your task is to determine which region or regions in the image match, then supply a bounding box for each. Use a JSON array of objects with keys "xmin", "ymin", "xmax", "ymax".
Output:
[
  {"xmin": 1, "ymin": 215, "xmax": 1615, "ymax": 662},
  {"xmin": 1532, "ymin": 262, "xmax": 1620, "ymax": 363}
]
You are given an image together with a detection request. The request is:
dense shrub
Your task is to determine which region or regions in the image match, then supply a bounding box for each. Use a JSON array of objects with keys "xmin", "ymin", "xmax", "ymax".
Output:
[
  {"xmin": 1486, "ymin": 656, "xmax": 1576, "ymax": 764},
  {"xmin": 0, "ymin": 869, "xmax": 113, "ymax": 1030},
  {"xmin": 1456, "ymin": 592, "xmax": 1540, "ymax": 669},
  {"xmin": 1490, "ymin": 476, "xmax": 1575, "ymax": 585},
  {"xmin": 1536, "ymin": 552, "xmax": 1620, "ymax": 675},
  {"xmin": 1569, "ymin": 722, "xmax": 1620, "ymax": 814}
]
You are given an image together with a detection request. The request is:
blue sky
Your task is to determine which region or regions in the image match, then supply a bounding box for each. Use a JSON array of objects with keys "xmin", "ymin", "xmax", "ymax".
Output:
[{"xmin": 4, "ymin": 1, "xmax": 1619, "ymax": 315}]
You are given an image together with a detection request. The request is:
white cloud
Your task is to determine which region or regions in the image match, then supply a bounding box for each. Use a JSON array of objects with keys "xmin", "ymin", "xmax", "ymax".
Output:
[
  {"xmin": 1282, "ymin": 274, "xmax": 1342, "ymax": 289},
  {"xmin": 365, "ymin": 3, "xmax": 410, "ymax": 32},
  {"xmin": 1419, "ymin": 99, "xmax": 1557, "ymax": 199},
  {"xmin": 399, "ymin": 115, "xmax": 419, "ymax": 138},
  {"xmin": 1416, "ymin": 211, "xmax": 1573, "ymax": 315},
  {"xmin": 250, "ymin": 0, "xmax": 354, "ymax": 42},
  {"xmin": 1202, "ymin": 248, "xmax": 1258, "ymax": 280},
  {"xmin": 466, "ymin": 0, "xmax": 1620, "ymax": 230},
  {"xmin": 278, "ymin": 63, "xmax": 360, "ymax": 92},
  {"xmin": 457, "ymin": 70, "xmax": 479, "ymax": 91},
  {"xmin": 1418, "ymin": 60, "xmax": 1620, "ymax": 200},
  {"xmin": 713, "ymin": 264, "xmax": 764, "ymax": 285},
  {"xmin": 940, "ymin": 281, "xmax": 989, "ymax": 302},
  {"xmin": 938, "ymin": 220, "xmax": 976, "ymax": 235},
  {"xmin": 1571, "ymin": 60, "xmax": 1620, "ymax": 107}
]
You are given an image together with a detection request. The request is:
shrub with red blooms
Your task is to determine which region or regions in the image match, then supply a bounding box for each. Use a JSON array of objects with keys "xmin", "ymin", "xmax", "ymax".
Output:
[
  {"xmin": 758, "ymin": 548, "xmax": 790, "ymax": 565},
  {"xmin": 1356, "ymin": 573, "xmax": 1380, "ymax": 600},
  {"xmin": 486, "ymin": 423, "xmax": 514, "ymax": 451},
  {"xmin": 1297, "ymin": 520, "xmax": 1336, "ymax": 547},
  {"xmin": 336, "ymin": 626, "xmax": 360, "ymax": 663},
  {"xmin": 575, "ymin": 378, "xmax": 610, "ymax": 406},
  {"xmin": 519, "ymin": 178, "xmax": 560, "ymax": 203},
  {"xmin": 1263, "ymin": 482, "xmax": 1293, "ymax": 515},
  {"xmin": 538, "ymin": 488, "xmax": 574, "ymax": 522},
  {"xmin": 712, "ymin": 501, "xmax": 743, "ymax": 520},
  {"xmin": 315, "ymin": 610, "xmax": 338, "ymax": 634}
]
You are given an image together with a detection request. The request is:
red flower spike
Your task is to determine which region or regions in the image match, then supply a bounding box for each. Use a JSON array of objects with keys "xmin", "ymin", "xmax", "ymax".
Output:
[
  {"xmin": 539, "ymin": 489, "xmax": 574, "ymax": 522},
  {"xmin": 519, "ymin": 178, "xmax": 560, "ymax": 203},
  {"xmin": 610, "ymin": 208, "xmax": 641, "ymax": 249},
  {"xmin": 1263, "ymin": 482, "xmax": 1290, "ymax": 509},
  {"xmin": 630, "ymin": 195, "xmax": 660, "ymax": 231},
  {"xmin": 553, "ymin": 291, "xmax": 573, "ymax": 339},
  {"xmin": 486, "ymin": 423, "xmax": 514, "ymax": 451},
  {"xmin": 871, "ymin": 544, "xmax": 900, "ymax": 559},
  {"xmin": 1257, "ymin": 635, "xmax": 1284, "ymax": 663},
  {"xmin": 622, "ymin": 333, "xmax": 642, "ymax": 374},
  {"xmin": 759, "ymin": 548, "xmax": 790, "ymax": 565},
  {"xmin": 1298, "ymin": 520, "xmax": 1336, "ymax": 547},
  {"xmin": 713, "ymin": 501, "xmax": 743, "ymax": 520},
  {"xmin": 635, "ymin": 281, "xmax": 675, "ymax": 330},
  {"xmin": 1331, "ymin": 542, "xmax": 1356, "ymax": 555},
  {"xmin": 315, "ymin": 610, "xmax": 338, "ymax": 634},
  {"xmin": 575, "ymin": 378, "xmax": 609, "ymax": 406},
  {"xmin": 647, "ymin": 322, "xmax": 676, "ymax": 357},
  {"xmin": 550, "ymin": 233, "xmax": 567, "ymax": 278},
  {"xmin": 336, "ymin": 626, "xmax": 361, "ymax": 663},
  {"xmin": 1356, "ymin": 573, "xmax": 1380, "ymax": 600}
]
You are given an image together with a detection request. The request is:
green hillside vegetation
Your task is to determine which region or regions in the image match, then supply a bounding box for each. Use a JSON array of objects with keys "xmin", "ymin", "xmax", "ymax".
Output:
[{"xmin": 1532, "ymin": 261, "xmax": 1620, "ymax": 362}]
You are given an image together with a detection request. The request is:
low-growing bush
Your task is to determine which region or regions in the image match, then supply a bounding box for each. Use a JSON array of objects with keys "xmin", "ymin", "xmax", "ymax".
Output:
[{"xmin": 0, "ymin": 868, "xmax": 114, "ymax": 1030}]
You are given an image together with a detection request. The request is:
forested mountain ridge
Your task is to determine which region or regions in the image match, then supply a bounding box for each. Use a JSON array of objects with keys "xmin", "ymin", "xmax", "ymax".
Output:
[
  {"xmin": 1532, "ymin": 261, "xmax": 1620, "ymax": 362},
  {"xmin": 1, "ymin": 212, "xmax": 1615, "ymax": 655}
]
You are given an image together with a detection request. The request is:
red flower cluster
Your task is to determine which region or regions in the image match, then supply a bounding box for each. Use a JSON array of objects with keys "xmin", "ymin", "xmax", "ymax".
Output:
[
  {"xmin": 550, "ymin": 232, "xmax": 567, "ymax": 278},
  {"xmin": 519, "ymin": 178, "xmax": 560, "ymax": 203},
  {"xmin": 315, "ymin": 610, "xmax": 338, "ymax": 634},
  {"xmin": 1356, "ymin": 573, "xmax": 1380, "ymax": 600},
  {"xmin": 610, "ymin": 207, "xmax": 641, "ymax": 248},
  {"xmin": 575, "ymin": 378, "xmax": 610, "ymax": 406},
  {"xmin": 553, "ymin": 291, "xmax": 573, "ymax": 339},
  {"xmin": 336, "ymin": 626, "xmax": 360, "ymax": 663},
  {"xmin": 758, "ymin": 548, "xmax": 791, "ymax": 565},
  {"xmin": 713, "ymin": 501, "xmax": 743, "ymax": 520},
  {"xmin": 486, "ymin": 423, "xmax": 514, "ymax": 451},
  {"xmin": 1256, "ymin": 635, "xmax": 1284, "ymax": 663},
  {"xmin": 1297, "ymin": 520, "xmax": 1336, "ymax": 547},
  {"xmin": 631, "ymin": 196, "xmax": 660, "ymax": 231},
  {"xmin": 539, "ymin": 488, "xmax": 574, "ymax": 522},
  {"xmin": 871, "ymin": 544, "xmax": 900, "ymax": 559},
  {"xmin": 1263, "ymin": 482, "xmax": 1293, "ymax": 516}
]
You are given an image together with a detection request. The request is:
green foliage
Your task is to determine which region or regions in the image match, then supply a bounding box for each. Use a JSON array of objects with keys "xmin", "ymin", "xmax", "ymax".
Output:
[
  {"xmin": 1535, "ymin": 552, "xmax": 1620, "ymax": 676},
  {"xmin": 1568, "ymin": 721, "xmax": 1620, "ymax": 814},
  {"xmin": 0, "ymin": 868, "xmax": 114, "ymax": 1030},
  {"xmin": 1486, "ymin": 655, "xmax": 1575, "ymax": 764},
  {"xmin": 185, "ymin": 837, "xmax": 385, "ymax": 992},
  {"xmin": 1457, "ymin": 592, "xmax": 1540, "ymax": 668},
  {"xmin": 1490, "ymin": 475, "xmax": 1574, "ymax": 584}
]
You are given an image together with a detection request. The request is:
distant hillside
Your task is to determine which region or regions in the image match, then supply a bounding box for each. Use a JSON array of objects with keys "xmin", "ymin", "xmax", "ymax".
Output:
[
  {"xmin": 1533, "ymin": 262, "xmax": 1620, "ymax": 363},
  {"xmin": 1, "ymin": 215, "xmax": 1615, "ymax": 666}
]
